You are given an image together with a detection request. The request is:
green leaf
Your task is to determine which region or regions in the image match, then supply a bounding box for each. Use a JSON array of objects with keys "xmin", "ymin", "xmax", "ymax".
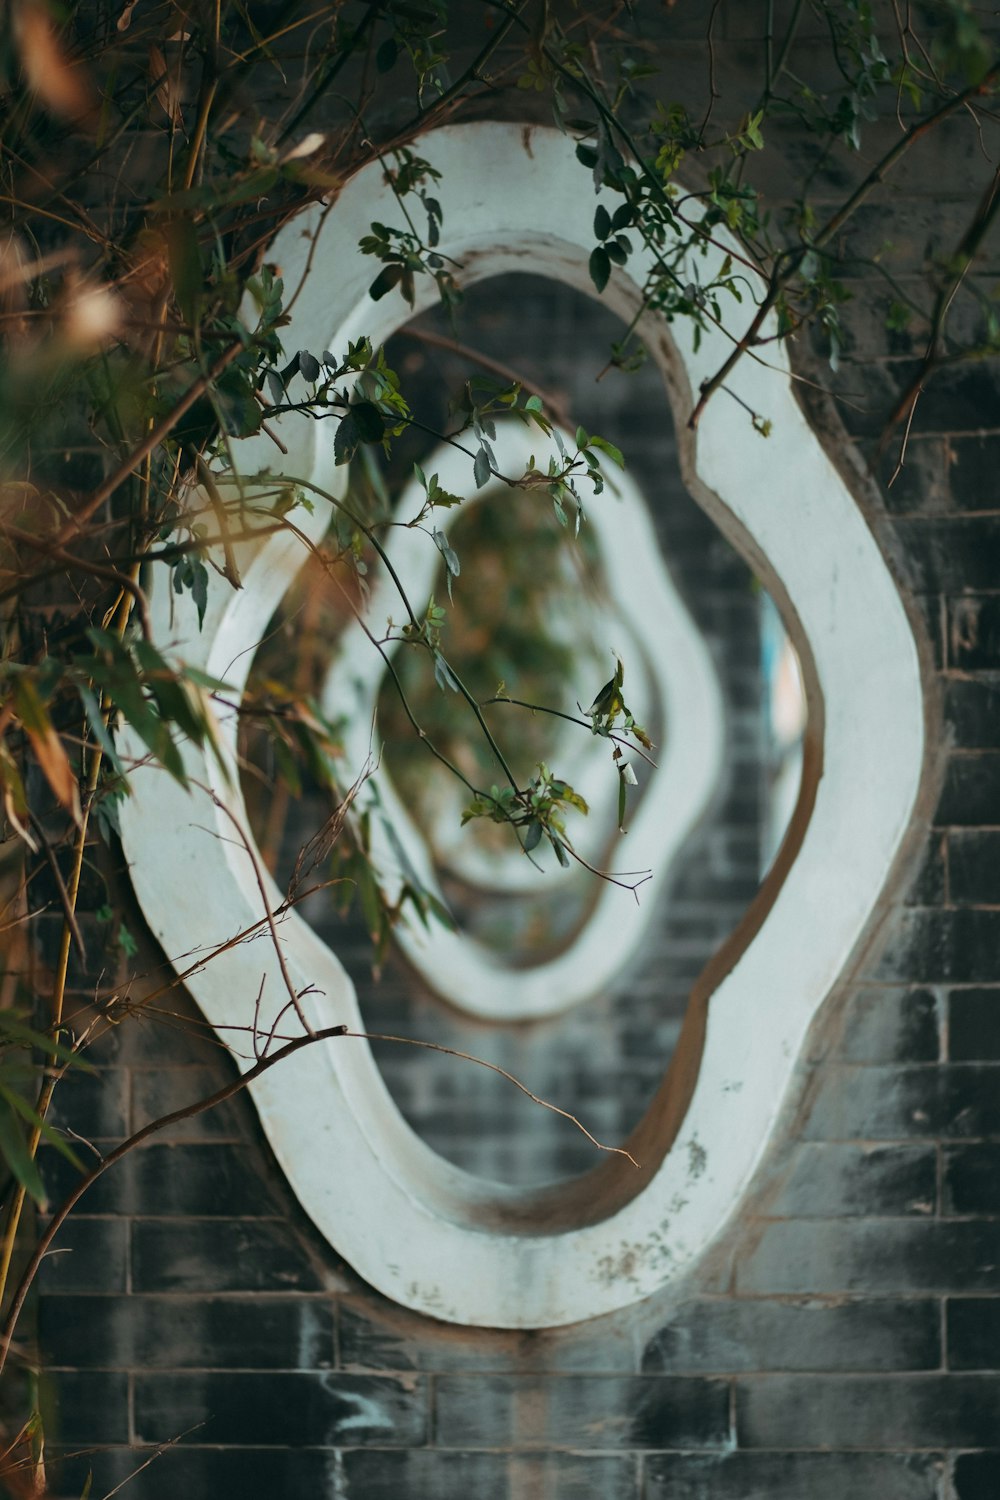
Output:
[
  {"xmin": 589, "ymin": 246, "xmax": 611, "ymax": 293},
  {"xmin": 593, "ymin": 203, "xmax": 611, "ymax": 240},
  {"xmin": 0, "ymin": 1095, "xmax": 46, "ymax": 1207},
  {"xmin": 433, "ymin": 652, "xmax": 460, "ymax": 692},
  {"xmin": 523, "ymin": 820, "xmax": 543, "ymax": 852},
  {"xmin": 369, "ymin": 264, "xmax": 403, "ymax": 301},
  {"xmin": 0, "ymin": 1082, "xmax": 83, "ymax": 1171},
  {"xmin": 376, "ymin": 37, "xmax": 398, "ymax": 72},
  {"xmin": 334, "ymin": 411, "xmax": 359, "ymax": 465},
  {"xmin": 298, "ymin": 350, "xmax": 321, "ymax": 383},
  {"xmin": 432, "ymin": 529, "xmax": 460, "ymax": 577},
  {"xmin": 357, "ymin": 861, "xmax": 384, "ymax": 942},
  {"xmin": 589, "ymin": 434, "xmax": 625, "ymax": 468},
  {"xmin": 77, "ymin": 683, "xmax": 124, "ymax": 776},
  {"xmin": 0, "ymin": 1012, "xmax": 92, "ymax": 1068},
  {"xmin": 352, "ymin": 401, "xmax": 386, "ymax": 442},
  {"xmin": 548, "ymin": 834, "xmax": 570, "ymax": 868},
  {"xmin": 473, "ymin": 447, "xmax": 491, "ymax": 489}
]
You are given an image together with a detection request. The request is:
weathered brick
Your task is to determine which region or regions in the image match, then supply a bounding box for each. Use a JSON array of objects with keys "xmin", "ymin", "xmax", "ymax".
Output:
[
  {"xmin": 801, "ymin": 1063, "xmax": 1000, "ymax": 1140},
  {"xmin": 736, "ymin": 1220, "xmax": 1000, "ymax": 1295},
  {"xmin": 837, "ymin": 988, "xmax": 940, "ymax": 1063},
  {"xmin": 38, "ymin": 1294, "xmax": 334, "ymax": 1370},
  {"xmin": 764, "ymin": 1143, "xmax": 935, "ymax": 1215},
  {"xmin": 42, "ymin": 1143, "xmax": 284, "ymax": 1218},
  {"xmin": 36, "ymin": 1217, "xmax": 127, "ymax": 1293},
  {"xmin": 432, "ymin": 1374, "xmax": 730, "ymax": 1451},
  {"xmin": 948, "ymin": 1299, "xmax": 1000, "ymax": 1369},
  {"xmin": 45, "ymin": 1447, "xmax": 338, "ymax": 1500},
  {"xmin": 945, "ymin": 679, "xmax": 1000, "ymax": 749},
  {"xmin": 640, "ymin": 1298, "xmax": 940, "ymax": 1373},
  {"xmin": 943, "ymin": 1144, "xmax": 1000, "ymax": 1215},
  {"xmin": 46, "ymin": 1065, "xmax": 128, "ymax": 1140},
  {"xmin": 949, "ymin": 831, "xmax": 1000, "ymax": 904},
  {"xmin": 949, "ymin": 988, "xmax": 1000, "ymax": 1059},
  {"xmin": 132, "ymin": 1219, "xmax": 325, "ymax": 1293},
  {"xmin": 875, "ymin": 436, "xmax": 951, "ymax": 515},
  {"xmin": 870, "ymin": 910, "xmax": 1000, "ymax": 984},
  {"xmin": 935, "ymin": 754, "xmax": 1000, "ymax": 828},
  {"xmin": 948, "ymin": 595, "xmax": 1000, "ymax": 671},
  {"xmin": 134, "ymin": 1371, "xmax": 426, "ymax": 1446},
  {"xmin": 737, "ymin": 1373, "xmax": 1000, "ymax": 1448},
  {"xmin": 644, "ymin": 1451, "xmax": 943, "ymax": 1500},
  {"xmin": 906, "ymin": 361, "xmax": 1000, "ymax": 434},
  {"xmin": 954, "ymin": 1451, "xmax": 1000, "ymax": 1499},
  {"xmin": 891, "ymin": 518, "xmax": 1000, "ymax": 592},
  {"xmin": 903, "ymin": 836, "xmax": 947, "ymax": 908},
  {"xmin": 39, "ymin": 1370, "xmax": 129, "ymax": 1447},
  {"xmin": 337, "ymin": 1299, "xmax": 637, "ymax": 1374},
  {"xmin": 342, "ymin": 1451, "xmax": 638, "ymax": 1500},
  {"xmin": 947, "ymin": 434, "xmax": 1000, "ymax": 511},
  {"xmin": 129, "ymin": 1065, "xmax": 248, "ymax": 1141}
]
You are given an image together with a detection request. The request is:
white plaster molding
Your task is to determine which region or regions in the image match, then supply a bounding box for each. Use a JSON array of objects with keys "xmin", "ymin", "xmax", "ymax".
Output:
[
  {"xmin": 119, "ymin": 122, "xmax": 926, "ymax": 1328},
  {"xmin": 323, "ymin": 421, "xmax": 726, "ymax": 1020}
]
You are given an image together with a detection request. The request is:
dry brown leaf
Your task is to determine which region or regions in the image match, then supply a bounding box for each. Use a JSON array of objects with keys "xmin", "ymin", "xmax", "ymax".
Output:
[
  {"xmin": 0, "ymin": 742, "xmax": 38, "ymax": 852},
  {"xmin": 148, "ymin": 42, "xmax": 183, "ymax": 125},
  {"xmin": 12, "ymin": 680, "xmax": 82, "ymax": 826},
  {"xmin": 117, "ymin": 0, "xmax": 140, "ymax": 31}
]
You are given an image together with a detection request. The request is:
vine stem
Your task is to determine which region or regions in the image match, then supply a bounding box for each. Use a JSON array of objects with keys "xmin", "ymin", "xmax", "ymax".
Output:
[{"xmin": 0, "ymin": 1020, "xmax": 637, "ymax": 1371}]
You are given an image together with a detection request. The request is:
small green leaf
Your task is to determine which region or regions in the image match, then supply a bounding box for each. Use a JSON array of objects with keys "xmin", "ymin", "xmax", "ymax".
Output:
[
  {"xmin": 473, "ymin": 447, "xmax": 491, "ymax": 489},
  {"xmin": 0, "ymin": 1095, "xmax": 46, "ymax": 1207},
  {"xmin": 352, "ymin": 401, "xmax": 386, "ymax": 442},
  {"xmin": 523, "ymin": 820, "xmax": 543, "ymax": 852},
  {"xmin": 589, "ymin": 434, "xmax": 625, "ymax": 468},
  {"xmin": 369, "ymin": 264, "xmax": 403, "ymax": 300},
  {"xmin": 334, "ymin": 411, "xmax": 359, "ymax": 465},
  {"xmin": 298, "ymin": 350, "xmax": 321, "ymax": 383},
  {"xmin": 548, "ymin": 834, "xmax": 570, "ymax": 868},
  {"xmin": 589, "ymin": 246, "xmax": 611, "ymax": 293}
]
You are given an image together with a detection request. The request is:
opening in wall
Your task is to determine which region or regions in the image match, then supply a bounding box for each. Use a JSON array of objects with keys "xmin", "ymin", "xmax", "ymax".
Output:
[{"xmin": 239, "ymin": 273, "xmax": 807, "ymax": 1187}]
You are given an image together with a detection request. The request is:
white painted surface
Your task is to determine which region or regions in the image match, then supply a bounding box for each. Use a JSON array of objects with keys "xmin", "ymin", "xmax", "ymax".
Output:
[{"xmin": 119, "ymin": 123, "xmax": 926, "ymax": 1328}]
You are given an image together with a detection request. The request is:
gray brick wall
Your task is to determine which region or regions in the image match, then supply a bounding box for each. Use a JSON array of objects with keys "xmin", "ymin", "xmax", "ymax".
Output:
[{"xmin": 17, "ymin": 5, "xmax": 1000, "ymax": 1498}]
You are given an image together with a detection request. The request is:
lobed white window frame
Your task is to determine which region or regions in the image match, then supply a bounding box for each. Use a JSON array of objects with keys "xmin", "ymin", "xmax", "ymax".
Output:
[
  {"xmin": 323, "ymin": 419, "xmax": 726, "ymax": 1021},
  {"xmin": 119, "ymin": 122, "xmax": 926, "ymax": 1329}
]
